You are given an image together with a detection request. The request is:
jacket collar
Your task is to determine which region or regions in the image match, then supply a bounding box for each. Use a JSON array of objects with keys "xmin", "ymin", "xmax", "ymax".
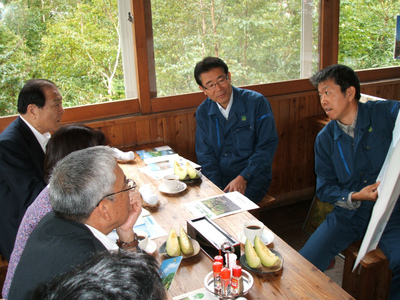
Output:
[{"xmin": 207, "ymin": 86, "xmax": 247, "ymax": 117}]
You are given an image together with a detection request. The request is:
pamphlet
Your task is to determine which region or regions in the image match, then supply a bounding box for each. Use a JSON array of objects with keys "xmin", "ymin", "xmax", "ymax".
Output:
[
  {"xmin": 138, "ymin": 155, "xmax": 201, "ymax": 180},
  {"xmin": 134, "ymin": 215, "xmax": 167, "ymax": 239},
  {"xmin": 159, "ymin": 256, "xmax": 183, "ymax": 290},
  {"xmin": 173, "ymin": 287, "xmax": 219, "ymax": 300},
  {"xmin": 136, "ymin": 146, "xmax": 178, "ymax": 165},
  {"xmin": 108, "ymin": 211, "xmax": 167, "ymax": 241},
  {"xmin": 184, "ymin": 191, "xmax": 259, "ymax": 219},
  {"xmin": 354, "ymin": 111, "xmax": 400, "ymax": 270}
]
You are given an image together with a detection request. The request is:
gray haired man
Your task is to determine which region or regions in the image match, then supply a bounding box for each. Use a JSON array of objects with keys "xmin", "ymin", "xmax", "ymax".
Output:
[{"xmin": 8, "ymin": 146, "xmax": 142, "ymax": 299}]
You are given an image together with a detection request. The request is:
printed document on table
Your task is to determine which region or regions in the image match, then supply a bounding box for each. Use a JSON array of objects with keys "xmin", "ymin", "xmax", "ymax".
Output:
[
  {"xmin": 354, "ymin": 112, "xmax": 400, "ymax": 271},
  {"xmin": 173, "ymin": 287, "xmax": 219, "ymax": 300},
  {"xmin": 139, "ymin": 156, "xmax": 201, "ymax": 180},
  {"xmin": 108, "ymin": 210, "xmax": 167, "ymax": 241},
  {"xmin": 184, "ymin": 191, "xmax": 259, "ymax": 219},
  {"xmin": 136, "ymin": 145, "xmax": 177, "ymax": 163}
]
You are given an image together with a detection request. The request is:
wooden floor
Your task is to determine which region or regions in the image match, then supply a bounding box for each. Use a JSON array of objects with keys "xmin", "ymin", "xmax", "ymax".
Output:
[{"xmin": 259, "ymin": 198, "xmax": 344, "ymax": 287}]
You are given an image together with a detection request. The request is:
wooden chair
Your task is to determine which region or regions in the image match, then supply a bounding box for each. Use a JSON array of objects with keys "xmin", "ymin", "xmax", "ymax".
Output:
[
  {"xmin": 303, "ymin": 198, "xmax": 392, "ymax": 300},
  {"xmin": 342, "ymin": 240, "xmax": 392, "ymax": 300},
  {"xmin": 250, "ymin": 194, "xmax": 276, "ymax": 219},
  {"xmin": 0, "ymin": 254, "xmax": 8, "ymax": 298}
]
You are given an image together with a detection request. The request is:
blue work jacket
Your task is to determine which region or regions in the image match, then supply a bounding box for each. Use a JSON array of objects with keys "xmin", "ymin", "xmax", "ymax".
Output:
[
  {"xmin": 315, "ymin": 100, "xmax": 400, "ymax": 210},
  {"xmin": 195, "ymin": 86, "xmax": 278, "ymax": 191}
]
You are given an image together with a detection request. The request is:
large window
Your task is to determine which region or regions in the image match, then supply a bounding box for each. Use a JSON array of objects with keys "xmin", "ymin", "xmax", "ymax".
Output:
[
  {"xmin": 339, "ymin": 0, "xmax": 400, "ymax": 70},
  {"xmin": 151, "ymin": 0, "xmax": 320, "ymax": 97},
  {"xmin": 0, "ymin": 0, "xmax": 126, "ymax": 116},
  {"xmin": 1, "ymin": 0, "xmax": 399, "ymax": 119}
]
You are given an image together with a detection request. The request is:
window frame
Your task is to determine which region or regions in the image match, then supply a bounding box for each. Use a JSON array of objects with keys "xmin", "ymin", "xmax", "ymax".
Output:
[
  {"xmin": 0, "ymin": 0, "xmax": 399, "ymax": 131},
  {"xmin": 134, "ymin": 0, "xmax": 399, "ymax": 114}
]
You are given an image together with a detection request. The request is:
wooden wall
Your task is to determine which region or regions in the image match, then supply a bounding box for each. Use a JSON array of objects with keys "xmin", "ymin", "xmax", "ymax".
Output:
[
  {"xmin": 81, "ymin": 78, "xmax": 400, "ymax": 203},
  {"xmin": 0, "ymin": 78, "xmax": 398, "ymax": 204}
]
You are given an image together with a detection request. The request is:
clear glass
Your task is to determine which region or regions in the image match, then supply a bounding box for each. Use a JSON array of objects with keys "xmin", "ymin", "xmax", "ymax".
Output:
[
  {"xmin": 151, "ymin": 0, "xmax": 320, "ymax": 97},
  {"xmin": 339, "ymin": 0, "xmax": 400, "ymax": 70}
]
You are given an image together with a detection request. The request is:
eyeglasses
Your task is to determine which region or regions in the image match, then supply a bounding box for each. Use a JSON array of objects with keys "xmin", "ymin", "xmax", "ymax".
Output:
[
  {"xmin": 96, "ymin": 178, "xmax": 137, "ymax": 206},
  {"xmin": 202, "ymin": 76, "xmax": 229, "ymax": 91}
]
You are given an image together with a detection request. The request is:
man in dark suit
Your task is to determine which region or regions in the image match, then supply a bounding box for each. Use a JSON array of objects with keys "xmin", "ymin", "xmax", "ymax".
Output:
[
  {"xmin": 8, "ymin": 146, "xmax": 143, "ymax": 299},
  {"xmin": 0, "ymin": 79, "xmax": 64, "ymax": 261}
]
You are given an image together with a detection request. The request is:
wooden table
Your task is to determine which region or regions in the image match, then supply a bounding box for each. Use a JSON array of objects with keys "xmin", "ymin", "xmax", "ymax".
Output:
[{"xmin": 119, "ymin": 155, "xmax": 353, "ymax": 299}]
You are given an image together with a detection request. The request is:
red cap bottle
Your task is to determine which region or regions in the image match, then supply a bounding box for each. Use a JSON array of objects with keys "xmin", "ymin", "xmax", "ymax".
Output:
[
  {"xmin": 213, "ymin": 262, "xmax": 222, "ymax": 294},
  {"xmin": 221, "ymin": 267, "xmax": 231, "ymax": 296},
  {"xmin": 231, "ymin": 265, "xmax": 243, "ymax": 295},
  {"xmin": 214, "ymin": 255, "xmax": 224, "ymax": 264}
]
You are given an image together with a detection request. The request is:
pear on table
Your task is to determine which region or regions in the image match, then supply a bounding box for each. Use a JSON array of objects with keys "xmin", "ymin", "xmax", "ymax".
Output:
[
  {"xmin": 185, "ymin": 162, "xmax": 197, "ymax": 179},
  {"xmin": 173, "ymin": 160, "xmax": 187, "ymax": 180},
  {"xmin": 245, "ymin": 238, "xmax": 261, "ymax": 269},
  {"xmin": 254, "ymin": 235, "xmax": 279, "ymax": 267},
  {"xmin": 179, "ymin": 225, "xmax": 194, "ymax": 255},
  {"xmin": 166, "ymin": 228, "xmax": 181, "ymax": 257},
  {"xmin": 245, "ymin": 236, "xmax": 280, "ymax": 268},
  {"xmin": 166, "ymin": 226, "xmax": 194, "ymax": 257}
]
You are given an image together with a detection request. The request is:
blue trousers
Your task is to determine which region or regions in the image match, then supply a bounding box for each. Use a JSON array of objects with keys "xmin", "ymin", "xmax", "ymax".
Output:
[{"xmin": 299, "ymin": 200, "xmax": 400, "ymax": 299}]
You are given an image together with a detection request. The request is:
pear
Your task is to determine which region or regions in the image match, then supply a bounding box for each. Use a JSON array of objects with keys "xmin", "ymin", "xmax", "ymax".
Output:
[
  {"xmin": 179, "ymin": 225, "xmax": 194, "ymax": 255},
  {"xmin": 254, "ymin": 235, "xmax": 279, "ymax": 267},
  {"xmin": 166, "ymin": 228, "xmax": 181, "ymax": 257},
  {"xmin": 245, "ymin": 238, "xmax": 261, "ymax": 269},
  {"xmin": 185, "ymin": 162, "xmax": 197, "ymax": 179},
  {"xmin": 173, "ymin": 160, "xmax": 187, "ymax": 180}
]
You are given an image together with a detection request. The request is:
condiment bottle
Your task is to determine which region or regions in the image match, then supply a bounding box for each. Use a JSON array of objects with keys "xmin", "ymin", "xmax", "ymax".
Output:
[
  {"xmin": 221, "ymin": 267, "xmax": 231, "ymax": 296},
  {"xmin": 213, "ymin": 261, "xmax": 222, "ymax": 295},
  {"xmin": 231, "ymin": 265, "xmax": 244, "ymax": 295},
  {"xmin": 214, "ymin": 254, "xmax": 224, "ymax": 265}
]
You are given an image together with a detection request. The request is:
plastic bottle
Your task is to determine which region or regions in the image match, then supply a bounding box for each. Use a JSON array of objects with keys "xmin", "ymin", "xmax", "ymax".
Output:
[
  {"xmin": 221, "ymin": 267, "xmax": 231, "ymax": 296},
  {"xmin": 213, "ymin": 261, "xmax": 222, "ymax": 295},
  {"xmin": 231, "ymin": 265, "xmax": 244, "ymax": 295},
  {"xmin": 214, "ymin": 254, "xmax": 224, "ymax": 265}
]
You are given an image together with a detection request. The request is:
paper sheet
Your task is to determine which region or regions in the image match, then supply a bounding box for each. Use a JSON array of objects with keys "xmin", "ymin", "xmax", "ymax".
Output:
[
  {"xmin": 353, "ymin": 112, "xmax": 400, "ymax": 271},
  {"xmin": 184, "ymin": 191, "xmax": 259, "ymax": 219}
]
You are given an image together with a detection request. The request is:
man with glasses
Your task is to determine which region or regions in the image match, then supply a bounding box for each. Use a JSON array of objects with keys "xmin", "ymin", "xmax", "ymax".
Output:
[
  {"xmin": 194, "ymin": 57, "xmax": 278, "ymax": 203},
  {"xmin": 8, "ymin": 146, "xmax": 142, "ymax": 299}
]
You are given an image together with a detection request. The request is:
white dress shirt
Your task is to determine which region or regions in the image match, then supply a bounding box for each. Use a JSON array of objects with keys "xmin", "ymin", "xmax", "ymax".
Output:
[{"xmin": 20, "ymin": 115, "xmax": 51, "ymax": 153}]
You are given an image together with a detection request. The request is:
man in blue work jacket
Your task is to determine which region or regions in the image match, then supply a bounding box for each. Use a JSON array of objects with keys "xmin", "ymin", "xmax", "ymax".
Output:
[
  {"xmin": 299, "ymin": 64, "xmax": 400, "ymax": 299},
  {"xmin": 194, "ymin": 57, "xmax": 278, "ymax": 203}
]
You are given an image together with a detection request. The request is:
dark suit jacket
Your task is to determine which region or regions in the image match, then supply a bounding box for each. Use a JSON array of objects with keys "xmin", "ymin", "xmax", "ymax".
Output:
[
  {"xmin": 8, "ymin": 212, "xmax": 107, "ymax": 299},
  {"xmin": 0, "ymin": 116, "xmax": 46, "ymax": 260}
]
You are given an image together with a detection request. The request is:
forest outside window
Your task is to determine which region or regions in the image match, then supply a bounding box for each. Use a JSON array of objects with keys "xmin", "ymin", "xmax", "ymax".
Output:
[
  {"xmin": 1, "ymin": 0, "xmax": 399, "ymax": 118},
  {"xmin": 0, "ymin": 0, "xmax": 129, "ymax": 116},
  {"xmin": 151, "ymin": 0, "xmax": 320, "ymax": 97},
  {"xmin": 338, "ymin": 0, "xmax": 400, "ymax": 70}
]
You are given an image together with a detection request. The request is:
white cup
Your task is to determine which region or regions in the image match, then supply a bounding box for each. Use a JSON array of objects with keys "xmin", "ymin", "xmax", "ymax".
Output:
[
  {"xmin": 243, "ymin": 219, "xmax": 265, "ymax": 244},
  {"xmin": 135, "ymin": 230, "xmax": 149, "ymax": 251},
  {"xmin": 163, "ymin": 174, "xmax": 180, "ymax": 191}
]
